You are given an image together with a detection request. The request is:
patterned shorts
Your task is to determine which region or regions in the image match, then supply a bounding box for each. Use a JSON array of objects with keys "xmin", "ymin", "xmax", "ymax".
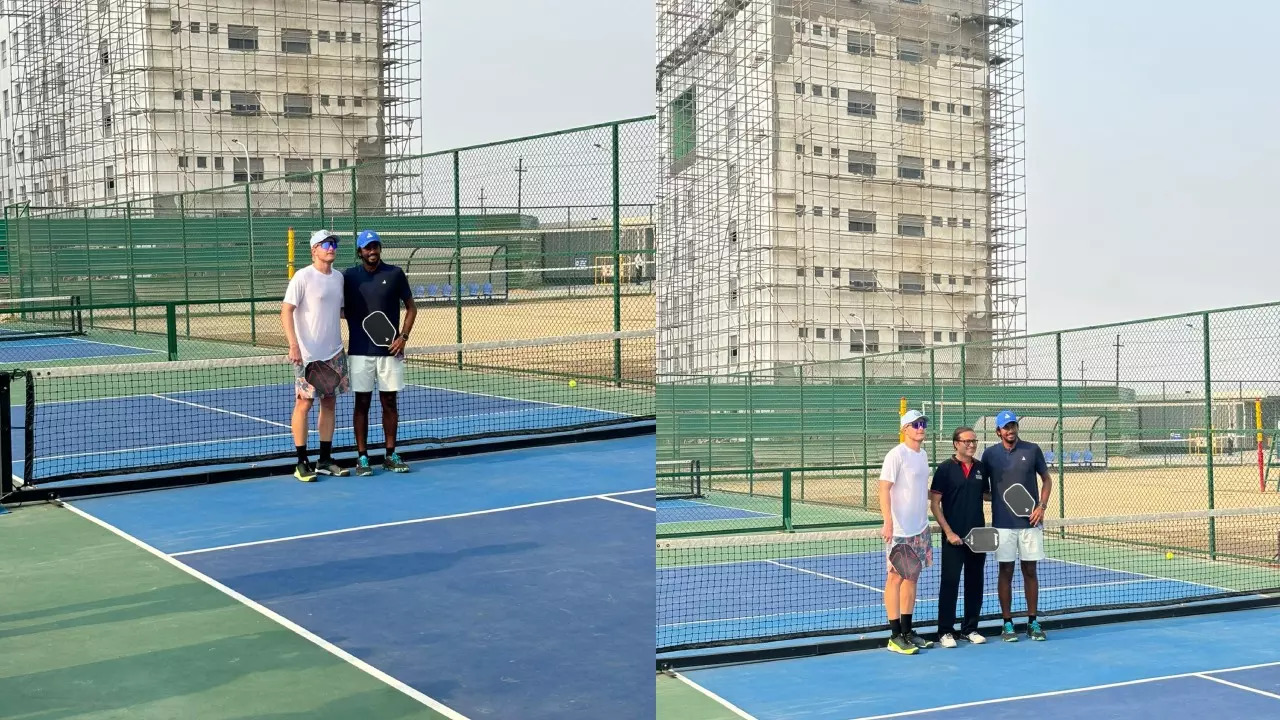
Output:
[
  {"xmin": 885, "ymin": 526, "xmax": 934, "ymax": 579},
  {"xmin": 294, "ymin": 351, "xmax": 351, "ymax": 400}
]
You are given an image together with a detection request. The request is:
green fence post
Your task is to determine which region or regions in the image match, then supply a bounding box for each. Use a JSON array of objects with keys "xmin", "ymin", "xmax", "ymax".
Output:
[
  {"xmin": 125, "ymin": 201, "xmax": 137, "ymax": 332},
  {"xmin": 166, "ymin": 303, "xmax": 178, "ymax": 361},
  {"xmin": 861, "ymin": 357, "xmax": 869, "ymax": 509},
  {"xmin": 1056, "ymin": 332, "xmax": 1066, "ymax": 536},
  {"xmin": 929, "ymin": 349, "xmax": 937, "ymax": 460},
  {"xmin": 453, "ymin": 151, "xmax": 463, "ymax": 367},
  {"xmin": 317, "ymin": 172, "xmax": 326, "ymax": 227},
  {"xmin": 746, "ymin": 370, "xmax": 755, "ymax": 472},
  {"xmin": 1203, "ymin": 311, "xmax": 1216, "ymax": 559},
  {"xmin": 83, "ymin": 208, "xmax": 93, "ymax": 327},
  {"xmin": 611, "ymin": 122, "xmax": 622, "ymax": 386},
  {"xmin": 782, "ymin": 470, "xmax": 793, "ymax": 532},
  {"xmin": 179, "ymin": 194, "xmax": 190, "ymax": 337},
  {"xmin": 45, "ymin": 214, "xmax": 57, "ymax": 297},
  {"xmin": 960, "ymin": 344, "xmax": 968, "ymax": 422},
  {"xmin": 245, "ymin": 183, "xmax": 257, "ymax": 344}
]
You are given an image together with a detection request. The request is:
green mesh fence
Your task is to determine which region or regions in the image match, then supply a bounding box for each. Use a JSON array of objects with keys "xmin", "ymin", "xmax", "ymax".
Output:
[
  {"xmin": 4, "ymin": 117, "xmax": 655, "ymax": 363},
  {"xmin": 658, "ymin": 302, "xmax": 1280, "ymax": 537}
]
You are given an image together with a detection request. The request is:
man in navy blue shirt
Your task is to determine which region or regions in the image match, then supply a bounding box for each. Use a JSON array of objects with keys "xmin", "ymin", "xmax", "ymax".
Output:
[
  {"xmin": 981, "ymin": 409, "xmax": 1053, "ymax": 642},
  {"xmin": 930, "ymin": 426, "xmax": 991, "ymax": 648},
  {"xmin": 344, "ymin": 229, "xmax": 417, "ymax": 476}
]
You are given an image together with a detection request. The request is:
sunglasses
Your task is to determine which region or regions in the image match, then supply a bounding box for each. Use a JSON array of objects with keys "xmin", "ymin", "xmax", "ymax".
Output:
[
  {"xmin": 907, "ymin": 419, "xmax": 927, "ymax": 430},
  {"xmin": 317, "ymin": 239, "xmax": 339, "ymax": 250}
]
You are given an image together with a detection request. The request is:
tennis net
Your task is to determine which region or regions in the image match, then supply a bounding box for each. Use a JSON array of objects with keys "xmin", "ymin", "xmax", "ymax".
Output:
[
  {"xmin": 0, "ymin": 296, "xmax": 84, "ymax": 341},
  {"xmin": 657, "ymin": 459, "xmax": 702, "ymax": 499},
  {"xmin": 7, "ymin": 330, "xmax": 654, "ymax": 487},
  {"xmin": 657, "ymin": 506, "xmax": 1280, "ymax": 653}
]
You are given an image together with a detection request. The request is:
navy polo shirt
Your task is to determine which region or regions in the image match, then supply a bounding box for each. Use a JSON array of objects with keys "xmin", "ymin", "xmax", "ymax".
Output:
[
  {"xmin": 929, "ymin": 457, "xmax": 990, "ymax": 538},
  {"xmin": 981, "ymin": 439, "xmax": 1047, "ymax": 529},
  {"xmin": 343, "ymin": 262, "xmax": 412, "ymax": 357}
]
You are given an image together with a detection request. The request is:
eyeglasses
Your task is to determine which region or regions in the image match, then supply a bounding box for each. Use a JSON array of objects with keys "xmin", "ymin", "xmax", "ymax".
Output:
[
  {"xmin": 956, "ymin": 439, "xmax": 978, "ymax": 445},
  {"xmin": 317, "ymin": 239, "xmax": 339, "ymax": 250},
  {"xmin": 907, "ymin": 419, "xmax": 927, "ymax": 430}
]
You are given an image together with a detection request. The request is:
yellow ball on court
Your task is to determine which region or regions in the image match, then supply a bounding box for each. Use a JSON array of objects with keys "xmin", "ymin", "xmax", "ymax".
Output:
[
  {"xmin": 568, "ymin": 379, "xmax": 577, "ymax": 388},
  {"xmin": 1165, "ymin": 551, "xmax": 1174, "ymax": 560}
]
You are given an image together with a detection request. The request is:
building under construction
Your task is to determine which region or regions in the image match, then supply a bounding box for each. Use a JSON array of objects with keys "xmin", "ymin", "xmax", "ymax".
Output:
[
  {"xmin": 0, "ymin": 0, "xmax": 420, "ymax": 212},
  {"xmin": 655, "ymin": 0, "xmax": 1026, "ymax": 382}
]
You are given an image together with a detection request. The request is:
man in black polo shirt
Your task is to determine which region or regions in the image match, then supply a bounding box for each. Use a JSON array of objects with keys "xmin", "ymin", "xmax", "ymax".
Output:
[
  {"xmin": 930, "ymin": 426, "xmax": 991, "ymax": 648},
  {"xmin": 981, "ymin": 409, "xmax": 1053, "ymax": 642},
  {"xmin": 344, "ymin": 229, "xmax": 417, "ymax": 476}
]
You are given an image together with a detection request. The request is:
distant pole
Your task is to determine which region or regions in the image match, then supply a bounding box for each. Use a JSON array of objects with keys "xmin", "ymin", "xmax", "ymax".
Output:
[
  {"xmin": 1114, "ymin": 334, "xmax": 1123, "ymax": 387},
  {"xmin": 515, "ymin": 158, "xmax": 526, "ymax": 215}
]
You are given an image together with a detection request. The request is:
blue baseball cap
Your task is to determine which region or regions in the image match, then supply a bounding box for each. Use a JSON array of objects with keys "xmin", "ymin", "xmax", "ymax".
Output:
[
  {"xmin": 356, "ymin": 229, "xmax": 382, "ymax": 248},
  {"xmin": 995, "ymin": 409, "xmax": 1018, "ymax": 428}
]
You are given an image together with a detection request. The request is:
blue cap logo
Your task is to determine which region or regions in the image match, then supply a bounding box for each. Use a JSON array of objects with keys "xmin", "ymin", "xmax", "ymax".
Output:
[
  {"xmin": 356, "ymin": 229, "xmax": 382, "ymax": 248},
  {"xmin": 995, "ymin": 409, "xmax": 1018, "ymax": 428}
]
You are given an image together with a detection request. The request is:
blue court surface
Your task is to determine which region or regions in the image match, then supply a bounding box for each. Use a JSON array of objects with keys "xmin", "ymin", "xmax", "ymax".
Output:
[
  {"xmin": 657, "ymin": 499, "xmax": 777, "ymax": 525},
  {"xmin": 65, "ymin": 433, "xmax": 657, "ymax": 720},
  {"xmin": 674, "ymin": 607, "xmax": 1280, "ymax": 719},
  {"xmin": 0, "ymin": 335, "xmax": 156, "ymax": 363},
  {"xmin": 15, "ymin": 380, "xmax": 637, "ymax": 484}
]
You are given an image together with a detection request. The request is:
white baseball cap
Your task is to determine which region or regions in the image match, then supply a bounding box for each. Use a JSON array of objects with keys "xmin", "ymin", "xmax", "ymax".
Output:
[
  {"xmin": 309, "ymin": 229, "xmax": 339, "ymax": 248},
  {"xmin": 900, "ymin": 409, "xmax": 927, "ymax": 427}
]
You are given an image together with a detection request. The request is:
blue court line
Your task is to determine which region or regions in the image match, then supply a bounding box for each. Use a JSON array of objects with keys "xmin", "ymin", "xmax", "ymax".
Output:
[
  {"xmin": 679, "ymin": 606, "xmax": 1280, "ymax": 720},
  {"xmin": 657, "ymin": 499, "xmax": 778, "ymax": 524},
  {"xmin": 70, "ymin": 433, "xmax": 656, "ymax": 554},
  {"xmin": 657, "ymin": 548, "xmax": 1226, "ymax": 649},
  {"xmin": 177, "ymin": 495, "xmax": 655, "ymax": 720},
  {"xmin": 0, "ymin": 336, "xmax": 156, "ymax": 363},
  {"xmin": 17, "ymin": 382, "xmax": 634, "ymax": 481}
]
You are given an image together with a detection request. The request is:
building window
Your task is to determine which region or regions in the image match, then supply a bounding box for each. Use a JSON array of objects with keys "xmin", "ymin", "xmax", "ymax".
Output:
[
  {"xmin": 950, "ymin": 332, "xmax": 959, "ymax": 342},
  {"xmin": 813, "ymin": 206, "xmax": 823, "ymax": 217},
  {"xmin": 228, "ymin": 25, "xmax": 259, "ymax": 51},
  {"xmin": 230, "ymin": 91, "xmax": 261, "ymax": 115},
  {"xmin": 170, "ymin": 20, "xmax": 181, "ymax": 33},
  {"xmin": 101, "ymin": 102, "xmax": 112, "ymax": 136},
  {"xmin": 104, "ymin": 165, "xmax": 115, "ymax": 196},
  {"xmin": 320, "ymin": 95, "xmax": 330, "ymax": 106},
  {"xmin": 284, "ymin": 158, "xmax": 314, "ymax": 183},
  {"xmin": 962, "ymin": 161, "xmax": 971, "ymax": 171},
  {"xmin": 816, "ymin": 328, "xmax": 826, "ymax": 339},
  {"xmin": 900, "ymin": 272, "xmax": 926, "ymax": 294},
  {"xmin": 933, "ymin": 273, "xmax": 942, "ymax": 285},
  {"xmin": 214, "ymin": 156, "xmax": 224, "ymax": 170},
  {"xmin": 898, "ymin": 38, "xmax": 924, "ymax": 62},
  {"xmin": 727, "ymin": 163, "xmax": 738, "ymax": 194},
  {"xmin": 232, "ymin": 156, "xmax": 264, "ymax": 182},
  {"xmin": 281, "ymin": 28, "xmax": 311, "ymax": 54},
  {"xmin": 931, "ymin": 101, "xmax": 941, "ymax": 111},
  {"xmin": 727, "ymin": 104, "xmax": 737, "ymax": 140},
  {"xmin": 728, "ymin": 335, "xmax": 739, "ymax": 363},
  {"xmin": 962, "ymin": 105, "xmax": 972, "ymax": 116},
  {"xmin": 898, "ymin": 155, "xmax": 924, "ymax": 180},
  {"xmin": 177, "ymin": 155, "xmax": 188, "ymax": 169},
  {"xmin": 832, "ymin": 328, "xmax": 842, "ymax": 342},
  {"xmin": 336, "ymin": 31, "xmax": 347, "ymax": 43},
  {"xmin": 931, "ymin": 216, "xmax": 942, "ymax": 226},
  {"xmin": 211, "ymin": 90, "xmax": 221, "ymax": 102},
  {"xmin": 948, "ymin": 217, "xmax": 958, "ymax": 227},
  {"xmin": 209, "ymin": 23, "xmax": 219, "ymax": 34},
  {"xmin": 322, "ymin": 158, "xmax": 332, "ymax": 170},
  {"xmin": 947, "ymin": 160, "xmax": 956, "ymax": 170},
  {"xmin": 670, "ymin": 88, "xmax": 696, "ymax": 166},
  {"xmin": 848, "ymin": 210, "xmax": 876, "ymax": 233},
  {"xmin": 847, "ymin": 31, "xmax": 873, "ymax": 55},
  {"xmin": 173, "ymin": 89, "xmax": 182, "ymax": 101},
  {"xmin": 900, "ymin": 331, "xmax": 926, "ymax": 350},
  {"xmin": 190, "ymin": 22, "xmax": 201, "ymax": 33},
  {"xmin": 848, "ymin": 269, "xmax": 876, "ymax": 290},
  {"xmin": 847, "ymin": 90, "xmax": 875, "ymax": 117},
  {"xmin": 798, "ymin": 326, "xmax": 808, "ymax": 339},
  {"xmin": 319, "ymin": 30, "xmax": 330, "ymax": 42},
  {"xmin": 814, "ymin": 266, "xmax": 824, "ymax": 278},
  {"xmin": 851, "ymin": 329, "xmax": 879, "ymax": 353},
  {"xmin": 797, "ymin": 267, "xmax": 806, "ymax": 277},
  {"xmin": 897, "ymin": 97, "xmax": 924, "ymax": 124},
  {"xmin": 728, "ymin": 277, "xmax": 738, "ymax": 309},
  {"xmin": 196, "ymin": 156, "xmax": 207, "ymax": 169},
  {"xmin": 352, "ymin": 32, "xmax": 362, "ymax": 43},
  {"xmin": 934, "ymin": 331, "xmax": 943, "ymax": 342},
  {"xmin": 847, "ymin": 150, "xmax": 876, "ymax": 177},
  {"xmin": 931, "ymin": 159, "xmax": 941, "ymax": 168},
  {"xmin": 192, "ymin": 89, "xmax": 203, "ymax": 101},
  {"xmin": 283, "ymin": 93, "xmax": 312, "ymax": 117},
  {"xmin": 963, "ymin": 218, "xmax": 972, "ymax": 228},
  {"xmin": 898, "ymin": 214, "xmax": 926, "ymax": 237}
]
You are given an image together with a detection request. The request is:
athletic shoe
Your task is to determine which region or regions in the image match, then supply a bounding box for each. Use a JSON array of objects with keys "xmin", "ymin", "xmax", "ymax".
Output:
[
  {"xmin": 887, "ymin": 634, "xmax": 918, "ymax": 655},
  {"xmin": 315, "ymin": 460, "xmax": 348, "ymax": 477},
  {"xmin": 938, "ymin": 633, "xmax": 957, "ymax": 648},
  {"xmin": 965, "ymin": 631, "xmax": 987, "ymax": 645},
  {"xmin": 383, "ymin": 452, "xmax": 410, "ymax": 473},
  {"xmin": 1001, "ymin": 621, "xmax": 1018, "ymax": 642},
  {"xmin": 354, "ymin": 455, "xmax": 374, "ymax": 477},
  {"xmin": 905, "ymin": 632, "xmax": 932, "ymax": 649},
  {"xmin": 294, "ymin": 462, "xmax": 317, "ymax": 483},
  {"xmin": 1028, "ymin": 620, "xmax": 1047, "ymax": 641}
]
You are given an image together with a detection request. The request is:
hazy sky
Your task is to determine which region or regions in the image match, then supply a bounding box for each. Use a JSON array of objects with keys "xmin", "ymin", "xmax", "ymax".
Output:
[{"xmin": 422, "ymin": 1, "xmax": 1280, "ymax": 335}]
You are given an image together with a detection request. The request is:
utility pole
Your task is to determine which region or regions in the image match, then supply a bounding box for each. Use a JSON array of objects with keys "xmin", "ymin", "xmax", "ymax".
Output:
[
  {"xmin": 1115, "ymin": 334, "xmax": 1123, "ymax": 387},
  {"xmin": 514, "ymin": 157, "xmax": 526, "ymax": 215}
]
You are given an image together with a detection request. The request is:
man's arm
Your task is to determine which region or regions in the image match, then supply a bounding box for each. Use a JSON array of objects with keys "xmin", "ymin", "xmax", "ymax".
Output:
[
  {"xmin": 931, "ymin": 494, "xmax": 960, "ymax": 544},
  {"xmin": 281, "ymin": 303, "xmax": 301, "ymax": 364},
  {"xmin": 1029, "ymin": 448, "xmax": 1052, "ymax": 525},
  {"xmin": 878, "ymin": 479, "xmax": 894, "ymax": 542},
  {"xmin": 387, "ymin": 270, "xmax": 417, "ymax": 356}
]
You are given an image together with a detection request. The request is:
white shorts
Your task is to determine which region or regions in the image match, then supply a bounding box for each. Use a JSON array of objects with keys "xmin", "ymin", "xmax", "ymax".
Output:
[
  {"xmin": 349, "ymin": 355, "xmax": 406, "ymax": 393},
  {"xmin": 995, "ymin": 527, "xmax": 1046, "ymax": 563}
]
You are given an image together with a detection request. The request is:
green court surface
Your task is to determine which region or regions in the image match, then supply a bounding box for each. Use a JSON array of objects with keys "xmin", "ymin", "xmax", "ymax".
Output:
[
  {"xmin": 0, "ymin": 504, "xmax": 450, "ymax": 720},
  {"xmin": 656, "ymin": 673, "xmax": 742, "ymax": 720}
]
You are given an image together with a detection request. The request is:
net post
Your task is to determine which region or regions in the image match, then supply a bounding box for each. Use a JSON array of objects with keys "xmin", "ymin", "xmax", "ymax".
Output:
[
  {"xmin": 22, "ymin": 371, "xmax": 33, "ymax": 488},
  {"xmin": 1256, "ymin": 397, "xmax": 1265, "ymax": 493},
  {"xmin": 287, "ymin": 227, "xmax": 296, "ymax": 279},
  {"xmin": 1202, "ymin": 311, "xmax": 1216, "ymax": 559},
  {"xmin": 611, "ymin": 122, "xmax": 622, "ymax": 386},
  {"xmin": 1, "ymin": 372, "xmax": 12, "ymax": 499},
  {"xmin": 782, "ymin": 470, "xmax": 793, "ymax": 532},
  {"xmin": 165, "ymin": 303, "xmax": 178, "ymax": 361},
  {"xmin": 72, "ymin": 295, "xmax": 83, "ymax": 335}
]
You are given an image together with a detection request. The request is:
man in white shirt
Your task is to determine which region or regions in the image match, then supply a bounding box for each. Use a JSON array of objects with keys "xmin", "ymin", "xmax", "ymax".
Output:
[
  {"xmin": 281, "ymin": 229, "xmax": 351, "ymax": 482},
  {"xmin": 879, "ymin": 409, "xmax": 934, "ymax": 655}
]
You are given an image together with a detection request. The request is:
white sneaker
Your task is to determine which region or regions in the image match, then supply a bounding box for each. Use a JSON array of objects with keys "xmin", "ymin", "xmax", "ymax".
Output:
[
  {"xmin": 965, "ymin": 631, "xmax": 987, "ymax": 645},
  {"xmin": 939, "ymin": 633, "xmax": 957, "ymax": 648}
]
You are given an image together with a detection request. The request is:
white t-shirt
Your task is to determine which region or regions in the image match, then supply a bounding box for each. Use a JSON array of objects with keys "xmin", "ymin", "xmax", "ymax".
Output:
[
  {"xmin": 282, "ymin": 265, "xmax": 345, "ymax": 364},
  {"xmin": 879, "ymin": 443, "xmax": 931, "ymax": 537}
]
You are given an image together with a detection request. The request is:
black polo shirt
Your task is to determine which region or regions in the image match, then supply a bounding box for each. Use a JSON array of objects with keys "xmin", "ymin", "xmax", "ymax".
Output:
[
  {"xmin": 343, "ymin": 262, "xmax": 412, "ymax": 356},
  {"xmin": 929, "ymin": 456, "xmax": 991, "ymax": 538}
]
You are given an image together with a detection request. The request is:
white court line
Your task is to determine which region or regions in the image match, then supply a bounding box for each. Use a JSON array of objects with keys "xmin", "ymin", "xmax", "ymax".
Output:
[
  {"xmin": 846, "ymin": 660, "xmax": 1280, "ymax": 719},
  {"xmin": 765, "ymin": 560, "xmax": 885, "ymax": 594},
  {"xmin": 171, "ymin": 488, "xmax": 655, "ymax": 557},
  {"xmin": 597, "ymin": 494, "xmax": 655, "ymax": 512},
  {"xmin": 59, "ymin": 501, "xmax": 471, "ymax": 720},
  {"xmin": 1195, "ymin": 673, "xmax": 1280, "ymax": 700},
  {"xmin": 152, "ymin": 394, "xmax": 292, "ymax": 428},
  {"xmin": 671, "ymin": 672, "xmax": 760, "ymax": 720}
]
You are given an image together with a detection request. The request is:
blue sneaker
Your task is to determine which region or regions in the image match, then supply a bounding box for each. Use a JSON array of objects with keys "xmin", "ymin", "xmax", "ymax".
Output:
[
  {"xmin": 1028, "ymin": 620, "xmax": 1046, "ymax": 641},
  {"xmin": 355, "ymin": 455, "xmax": 374, "ymax": 477},
  {"xmin": 1001, "ymin": 621, "xmax": 1018, "ymax": 642},
  {"xmin": 383, "ymin": 452, "xmax": 409, "ymax": 473}
]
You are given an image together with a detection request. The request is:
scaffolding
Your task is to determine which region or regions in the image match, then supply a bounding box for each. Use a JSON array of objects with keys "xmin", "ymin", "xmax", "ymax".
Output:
[
  {"xmin": 655, "ymin": 0, "xmax": 1026, "ymax": 382},
  {"xmin": 0, "ymin": 0, "xmax": 421, "ymax": 213}
]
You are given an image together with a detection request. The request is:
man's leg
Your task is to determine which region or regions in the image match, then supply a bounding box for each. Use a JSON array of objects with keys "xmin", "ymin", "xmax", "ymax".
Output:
[
  {"xmin": 936, "ymin": 541, "xmax": 963, "ymax": 642},
  {"xmin": 291, "ymin": 395, "xmax": 316, "ymax": 481},
  {"xmin": 314, "ymin": 394, "xmax": 348, "ymax": 476},
  {"xmin": 998, "ymin": 561, "xmax": 1017, "ymax": 640},
  {"xmin": 884, "ymin": 571, "xmax": 913, "ymax": 654},
  {"xmin": 380, "ymin": 392, "xmax": 408, "ymax": 471},
  {"xmin": 960, "ymin": 548, "xmax": 987, "ymax": 639},
  {"xmin": 1022, "ymin": 559, "xmax": 1045, "ymax": 640},
  {"xmin": 353, "ymin": 392, "xmax": 374, "ymax": 475}
]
